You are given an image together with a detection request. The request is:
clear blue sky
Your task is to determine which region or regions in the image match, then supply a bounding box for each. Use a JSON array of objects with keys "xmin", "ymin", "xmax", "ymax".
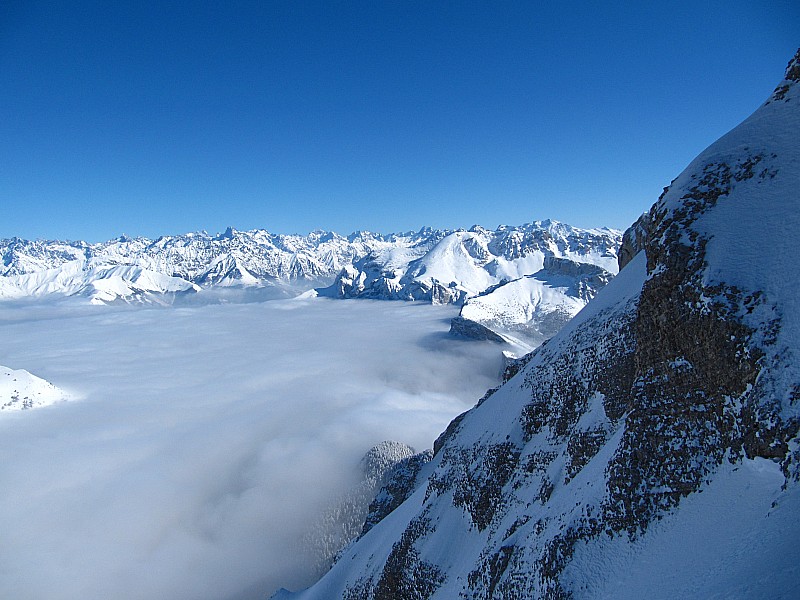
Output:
[{"xmin": 1, "ymin": 1, "xmax": 797, "ymax": 242}]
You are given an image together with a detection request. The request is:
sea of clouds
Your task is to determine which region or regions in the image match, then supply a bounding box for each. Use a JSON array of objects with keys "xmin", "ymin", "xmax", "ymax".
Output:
[{"xmin": 0, "ymin": 296, "xmax": 502, "ymax": 599}]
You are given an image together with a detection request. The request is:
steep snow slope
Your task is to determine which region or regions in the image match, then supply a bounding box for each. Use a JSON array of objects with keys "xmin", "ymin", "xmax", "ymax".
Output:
[
  {"xmin": 0, "ymin": 365, "xmax": 72, "ymax": 411},
  {"xmin": 276, "ymin": 50, "xmax": 800, "ymax": 600}
]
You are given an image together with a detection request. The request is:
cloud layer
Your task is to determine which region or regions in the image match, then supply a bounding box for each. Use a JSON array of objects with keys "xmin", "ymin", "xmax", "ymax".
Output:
[{"xmin": 0, "ymin": 297, "xmax": 501, "ymax": 599}]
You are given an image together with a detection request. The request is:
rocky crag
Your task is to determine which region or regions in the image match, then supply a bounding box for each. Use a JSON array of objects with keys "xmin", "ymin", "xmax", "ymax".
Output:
[{"xmin": 274, "ymin": 50, "xmax": 800, "ymax": 600}]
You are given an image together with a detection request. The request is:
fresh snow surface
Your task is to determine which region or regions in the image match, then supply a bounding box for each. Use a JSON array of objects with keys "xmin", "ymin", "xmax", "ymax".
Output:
[
  {"xmin": 0, "ymin": 297, "xmax": 502, "ymax": 600},
  {"xmin": 460, "ymin": 275, "xmax": 584, "ymax": 329},
  {"xmin": 457, "ymin": 258, "xmax": 613, "ymax": 350},
  {"xmin": 562, "ymin": 457, "xmax": 800, "ymax": 599}
]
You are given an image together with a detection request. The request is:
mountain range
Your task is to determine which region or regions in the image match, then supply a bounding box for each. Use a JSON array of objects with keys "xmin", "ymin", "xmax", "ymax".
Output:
[
  {"xmin": 273, "ymin": 49, "xmax": 800, "ymax": 600},
  {"xmin": 1, "ymin": 221, "xmax": 622, "ymax": 351}
]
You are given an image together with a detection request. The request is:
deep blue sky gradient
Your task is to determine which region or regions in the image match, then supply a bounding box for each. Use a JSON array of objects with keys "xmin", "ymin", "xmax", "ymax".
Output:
[{"xmin": 1, "ymin": 1, "xmax": 798, "ymax": 241}]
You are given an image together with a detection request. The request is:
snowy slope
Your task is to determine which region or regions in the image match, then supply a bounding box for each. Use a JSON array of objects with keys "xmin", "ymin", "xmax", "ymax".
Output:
[
  {"xmin": 455, "ymin": 257, "xmax": 614, "ymax": 350},
  {"xmin": 275, "ymin": 50, "xmax": 800, "ymax": 600},
  {"xmin": 0, "ymin": 365, "xmax": 72, "ymax": 411},
  {"xmin": 0, "ymin": 260, "xmax": 200, "ymax": 304}
]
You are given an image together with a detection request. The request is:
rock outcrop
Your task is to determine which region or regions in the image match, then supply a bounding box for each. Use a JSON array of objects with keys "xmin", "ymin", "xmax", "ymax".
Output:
[{"xmin": 300, "ymin": 441, "xmax": 417, "ymax": 579}]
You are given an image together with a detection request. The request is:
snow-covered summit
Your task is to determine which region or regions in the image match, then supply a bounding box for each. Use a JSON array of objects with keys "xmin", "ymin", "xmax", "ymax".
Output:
[
  {"xmin": 0, "ymin": 227, "xmax": 428, "ymax": 303},
  {"xmin": 454, "ymin": 256, "xmax": 614, "ymax": 351}
]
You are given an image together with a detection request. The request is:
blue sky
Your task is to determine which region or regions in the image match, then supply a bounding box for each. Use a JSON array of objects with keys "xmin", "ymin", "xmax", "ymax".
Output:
[{"xmin": 1, "ymin": 1, "xmax": 797, "ymax": 242}]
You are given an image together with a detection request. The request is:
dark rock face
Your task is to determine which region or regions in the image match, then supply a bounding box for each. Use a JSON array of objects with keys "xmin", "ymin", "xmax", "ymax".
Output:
[
  {"xmin": 372, "ymin": 515, "xmax": 445, "ymax": 600},
  {"xmin": 787, "ymin": 48, "xmax": 800, "ymax": 81},
  {"xmin": 603, "ymin": 153, "xmax": 788, "ymax": 534},
  {"xmin": 449, "ymin": 316, "xmax": 507, "ymax": 343},
  {"xmin": 617, "ymin": 211, "xmax": 651, "ymax": 270},
  {"xmin": 361, "ymin": 450, "xmax": 433, "ymax": 536},
  {"xmin": 768, "ymin": 49, "xmax": 800, "ymax": 103}
]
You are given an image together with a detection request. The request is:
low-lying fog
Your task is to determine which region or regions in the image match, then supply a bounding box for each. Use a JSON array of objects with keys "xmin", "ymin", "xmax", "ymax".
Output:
[{"xmin": 0, "ymin": 296, "xmax": 502, "ymax": 600}]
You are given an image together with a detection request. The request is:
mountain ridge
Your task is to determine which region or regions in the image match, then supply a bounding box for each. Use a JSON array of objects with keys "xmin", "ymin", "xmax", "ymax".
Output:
[{"xmin": 1, "ymin": 222, "xmax": 621, "ymax": 320}]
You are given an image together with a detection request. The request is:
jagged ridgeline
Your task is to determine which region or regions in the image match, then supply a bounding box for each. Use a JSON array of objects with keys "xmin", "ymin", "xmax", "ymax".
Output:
[
  {"xmin": 0, "ymin": 222, "xmax": 620, "ymax": 312},
  {"xmin": 274, "ymin": 50, "xmax": 800, "ymax": 599}
]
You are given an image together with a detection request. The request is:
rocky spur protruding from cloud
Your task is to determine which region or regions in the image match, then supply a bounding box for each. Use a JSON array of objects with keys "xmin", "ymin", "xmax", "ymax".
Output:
[
  {"xmin": 449, "ymin": 316, "xmax": 508, "ymax": 343},
  {"xmin": 299, "ymin": 441, "xmax": 419, "ymax": 580},
  {"xmin": 0, "ymin": 365, "xmax": 73, "ymax": 412},
  {"xmin": 276, "ymin": 49, "xmax": 800, "ymax": 600}
]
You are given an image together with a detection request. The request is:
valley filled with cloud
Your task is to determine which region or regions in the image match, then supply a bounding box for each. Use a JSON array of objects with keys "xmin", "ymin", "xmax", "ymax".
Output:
[{"xmin": 0, "ymin": 297, "xmax": 502, "ymax": 599}]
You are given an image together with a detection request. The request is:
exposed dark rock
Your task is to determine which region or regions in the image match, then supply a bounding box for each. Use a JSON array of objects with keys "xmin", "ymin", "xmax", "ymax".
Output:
[
  {"xmin": 449, "ymin": 316, "xmax": 507, "ymax": 343},
  {"xmin": 371, "ymin": 516, "xmax": 445, "ymax": 600},
  {"xmin": 617, "ymin": 210, "xmax": 651, "ymax": 270},
  {"xmin": 361, "ymin": 450, "xmax": 433, "ymax": 536},
  {"xmin": 429, "ymin": 442, "xmax": 521, "ymax": 532}
]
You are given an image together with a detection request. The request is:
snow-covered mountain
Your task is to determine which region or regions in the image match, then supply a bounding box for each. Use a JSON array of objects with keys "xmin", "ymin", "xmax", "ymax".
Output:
[
  {"xmin": 275, "ymin": 50, "xmax": 800, "ymax": 599},
  {"xmin": 318, "ymin": 221, "xmax": 620, "ymax": 350},
  {"xmin": 318, "ymin": 220, "xmax": 620, "ymax": 306},
  {"xmin": 1, "ymin": 222, "xmax": 621, "ymax": 315},
  {"xmin": 452, "ymin": 256, "xmax": 614, "ymax": 351},
  {"xmin": 0, "ymin": 228, "xmax": 434, "ymax": 304},
  {"xmin": 0, "ymin": 365, "xmax": 72, "ymax": 411}
]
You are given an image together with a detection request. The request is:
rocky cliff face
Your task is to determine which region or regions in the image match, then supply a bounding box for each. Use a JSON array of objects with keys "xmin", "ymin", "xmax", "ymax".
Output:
[{"xmin": 275, "ymin": 50, "xmax": 800, "ymax": 600}]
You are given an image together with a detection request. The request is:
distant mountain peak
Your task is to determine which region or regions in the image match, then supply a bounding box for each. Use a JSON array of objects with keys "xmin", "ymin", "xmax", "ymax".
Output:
[{"xmin": 215, "ymin": 226, "xmax": 237, "ymax": 240}]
